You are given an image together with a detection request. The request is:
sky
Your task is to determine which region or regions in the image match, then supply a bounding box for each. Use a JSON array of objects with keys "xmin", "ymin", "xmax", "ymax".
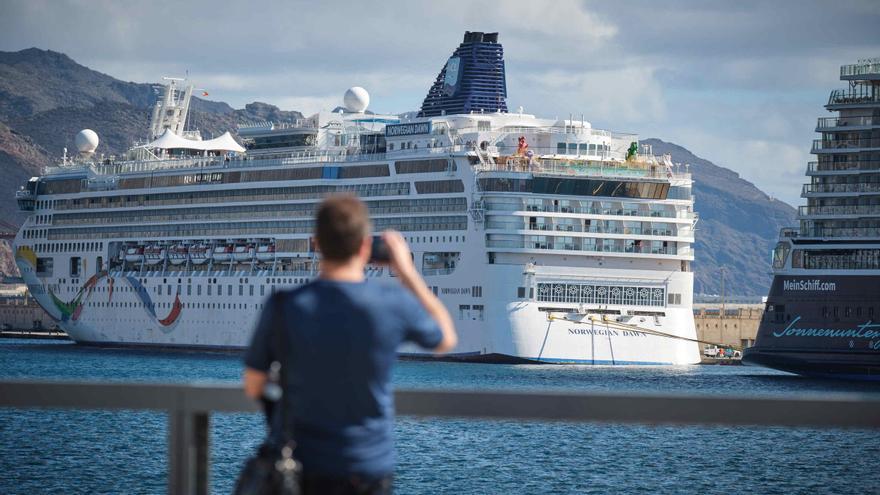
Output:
[{"xmin": 1, "ymin": 0, "xmax": 879, "ymax": 205}]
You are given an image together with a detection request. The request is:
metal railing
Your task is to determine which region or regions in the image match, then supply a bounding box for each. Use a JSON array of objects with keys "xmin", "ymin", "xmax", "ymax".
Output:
[
  {"xmin": 806, "ymin": 160, "xmax": 880, "ymax": 173},
  {"xmin": 798, "ymin": 204, "xmax": 880, "ymax": 217},
  {"xmin": 816, "ymin": 116, "xmax": 877, "ymax": 129},
  {"xmin": 802, "ymin": 182, "xmax": 880, "ymax": 194},
  {"xmin": 827, "ymin": 88, "xmax": 880, "ymax": 106},
  {"xmin": 840, "ymin": 60, "xmax": 880, "ymax": 78},
  {"xmin": 1, "ymin": 380, "xmax": 879, "ymax": 495},
  {"xmin": 811, "ymin": 138, "xmax": 880, "ymax": 152},
  {"xmin": 486, "ymin": 239, "xmax": 680, "ymax": 256}
]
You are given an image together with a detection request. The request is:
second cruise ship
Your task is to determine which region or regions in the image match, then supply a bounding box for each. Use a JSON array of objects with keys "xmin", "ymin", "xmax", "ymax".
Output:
[
  {"xmin": 13, "ymin": 32, "xmax": 700, "ymax": 364},
  {"xmin": 744, "ymin": 58, "xmax": 880, "ymax": 379}
]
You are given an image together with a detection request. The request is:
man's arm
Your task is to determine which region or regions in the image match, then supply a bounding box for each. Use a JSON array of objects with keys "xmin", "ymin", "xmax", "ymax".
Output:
[
  {"xmin": 383, "ymin": 231, "xmax": 458, "ymax": 353},
  {"xmin": 243, "ymin": 367, "xmax": 267, "ymax": 399}
]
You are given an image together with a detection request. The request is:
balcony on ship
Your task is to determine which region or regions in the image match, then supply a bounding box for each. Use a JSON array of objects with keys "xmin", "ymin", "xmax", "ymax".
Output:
[
  {"xmin": 811, "ymin": 138, "xmax": 880, "ymax": 153},
  {"xmin": 806, "ymin": 160, "xmax": 880, "ymax": 175},
  {"xmin": 802, "ymin": 182, "xmax": 880, "ymax": 195},
  {"xmin": 797, "ymin": 226, "xmax": 880, "ymax": 239},
  {"xmin": 815, "ymin": 116, "xmax": 877, "ymax": 131},
  {"xmin": 798, "ymin": 204, "xmax": 880, "ymax": 219},
  {"xmin": 485, "ymin": 236, "xmax": 689, "ymax": 258},
  {"xmin": 826, "ymin": 87, "xmax": 880, "ymax": 108},
  {"xmin": 840, "ymin": 59, "xmax": 880, "ymax": 81}
]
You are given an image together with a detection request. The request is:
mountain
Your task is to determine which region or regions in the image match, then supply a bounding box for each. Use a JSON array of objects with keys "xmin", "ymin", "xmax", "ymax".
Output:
[
  {"xmin": 642, "ymin": 139, "xmax": 797, "ymax": 296},
  {"xmin": 0, "ymin": 48, "xmax": 797, "ymax": 296}
]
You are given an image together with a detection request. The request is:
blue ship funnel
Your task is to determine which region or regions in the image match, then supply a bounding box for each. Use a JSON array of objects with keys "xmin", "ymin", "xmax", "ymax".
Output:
[{"xmin": 418, "ymin": 31, "xmax": 508, "ymax": 117}]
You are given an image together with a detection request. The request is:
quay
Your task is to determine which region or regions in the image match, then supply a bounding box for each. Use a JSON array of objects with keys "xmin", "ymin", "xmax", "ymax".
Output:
[{"xmin": 1, "ymin": 380, "xmax": 878, "ymax": 495}]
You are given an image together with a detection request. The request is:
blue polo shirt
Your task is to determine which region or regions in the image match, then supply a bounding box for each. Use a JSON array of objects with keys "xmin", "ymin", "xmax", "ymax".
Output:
[{"xmin": 244, "ymin": 279, "xmax": 443, "ymax": 478}]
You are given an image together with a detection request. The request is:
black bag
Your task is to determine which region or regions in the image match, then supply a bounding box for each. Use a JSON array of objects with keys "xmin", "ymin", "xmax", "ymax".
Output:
[{"xmin": 234, "ymin": 296, "xmax": 301, "ymax": 495}]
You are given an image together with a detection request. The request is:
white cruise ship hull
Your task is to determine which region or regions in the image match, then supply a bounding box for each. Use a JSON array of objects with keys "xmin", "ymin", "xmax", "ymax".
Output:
[{"xmin": 15, "ymin": 251, "xmax": 700, "ymax": 364}]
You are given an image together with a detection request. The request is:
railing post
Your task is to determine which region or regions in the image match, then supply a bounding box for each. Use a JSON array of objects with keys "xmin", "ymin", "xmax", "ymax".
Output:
[{"xmin": 168, "ymin": 409, "xmax": 210, "ymax": 495}]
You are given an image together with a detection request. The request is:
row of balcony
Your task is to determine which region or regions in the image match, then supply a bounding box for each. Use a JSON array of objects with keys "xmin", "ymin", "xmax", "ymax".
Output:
[
  {"xmin": 816, "ymin": 116, "xmax": 877, "ymax": 130},
  {"xmin": 485, "ymin": 220, "xmax": 679, "ymax": 237},
  {"xmin": 840, "ymin": 60, "xmax": 880, "ymax": 79},
  {"xmin": 798, "ymin": 204, "xmax": 880, "ymax": 217},
  {"xmin": 802, "ymin": 182, "xmax": 880, "ymax": 195},
  {"xmin": 487, "ymin": 239, "xmax": 680, "ymax": 256},
  {"xmin": 811, "ymin": 138, "xmax": 880, "ymax": 152},
  {"xmin": 799, "ymin": 226, "xmax": 880, "ymax": 238},
  {"xmin": 827, "ymin": 88, "xmax": 880, "ymax": 106},
  {"xmin": 485, "ymin": 203, "xmax": 695, "ymax": 219},
  {"xmin": 806, "ymin": 161, "xmax": 880, "ymax": 174}
]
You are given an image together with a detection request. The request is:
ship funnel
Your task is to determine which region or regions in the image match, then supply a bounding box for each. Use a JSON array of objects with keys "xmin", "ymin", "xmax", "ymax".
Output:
[{"xmin": 418, "ymin": 31, "xmax": 508, "ymax": 117}]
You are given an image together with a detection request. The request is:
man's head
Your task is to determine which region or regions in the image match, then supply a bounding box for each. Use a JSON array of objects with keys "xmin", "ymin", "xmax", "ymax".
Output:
[{"xmin": 315, "ymin": 194, "xmax": 372, "ymax": 263}]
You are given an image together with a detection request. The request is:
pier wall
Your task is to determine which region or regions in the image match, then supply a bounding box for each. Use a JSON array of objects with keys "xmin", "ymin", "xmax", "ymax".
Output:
[{"xmin": 693, "ymin": 303, "xmax": 764, "ymax": 349}]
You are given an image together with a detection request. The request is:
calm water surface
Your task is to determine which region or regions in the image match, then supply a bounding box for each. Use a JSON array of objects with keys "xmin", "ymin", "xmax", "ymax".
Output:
[{"xmin": 1, "ymin": 340, "xmax": 878, "ymax": 494}]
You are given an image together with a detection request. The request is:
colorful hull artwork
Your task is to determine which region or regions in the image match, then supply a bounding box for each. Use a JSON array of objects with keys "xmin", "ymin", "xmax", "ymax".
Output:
[{"xmin": 15, "ymin": 248, "xmax": 183, "ymax": 331}]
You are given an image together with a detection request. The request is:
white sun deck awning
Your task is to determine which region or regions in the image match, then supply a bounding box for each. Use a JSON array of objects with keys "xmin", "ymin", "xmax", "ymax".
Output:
[{"xmin": 142, "ymin": 129, "xmax": 246, "ymax": 153}]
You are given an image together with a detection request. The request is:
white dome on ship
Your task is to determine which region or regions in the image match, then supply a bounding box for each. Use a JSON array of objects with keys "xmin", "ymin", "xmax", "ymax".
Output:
[
  {"xmin": 343, "ymin": 86, "xmax": 370, "ymax": 113},
  {"xmin": 75, "ymin": 129, "xmax": 99, "ymax": 153}
]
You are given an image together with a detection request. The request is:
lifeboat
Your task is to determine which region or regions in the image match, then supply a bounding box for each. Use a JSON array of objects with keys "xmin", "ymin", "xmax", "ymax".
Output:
[
  {"xmin": 124, "ymin": 246, "xmax": 144, "ymax": 263},
  {"xmin": 189, "ymin": 244, "xmax": 211, "ymax": 264},
  {"xmin": 256, "ymin": 244, "xmax": 275, "ymax": 262},
  {"xmin": 233, "ymin": 244, "xmax": 255, "ymax": 262},
  {"xmin": 213, "ymin": 244, "xmax": 233, "ymax": 262},
  {"xmin": 168, "ymin": 244, "xmax": 189, "ymax": 265},
  {"xmin": 144, "ymin": 245, "xmax": 166, "ymax": 265}
]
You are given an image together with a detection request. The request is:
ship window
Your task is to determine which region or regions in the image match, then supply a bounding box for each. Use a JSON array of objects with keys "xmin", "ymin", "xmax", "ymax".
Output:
[{"xmin": 517, "ymin": 287, "xmax": 526, "ymax": 298}]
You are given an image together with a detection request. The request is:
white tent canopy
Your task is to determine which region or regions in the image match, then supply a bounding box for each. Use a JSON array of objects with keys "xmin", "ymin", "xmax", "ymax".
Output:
[{"xmin": 142, "ymin": 128, "xmax": 246, "ymax": 153}]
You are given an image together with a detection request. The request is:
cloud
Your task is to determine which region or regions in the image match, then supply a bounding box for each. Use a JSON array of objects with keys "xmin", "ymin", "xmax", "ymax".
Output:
[{"xmin": 1, "ymin": 0, "xmax": 878, "ymax": 205}]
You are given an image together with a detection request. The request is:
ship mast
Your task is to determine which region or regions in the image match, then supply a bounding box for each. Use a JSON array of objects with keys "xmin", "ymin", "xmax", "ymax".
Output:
[{"xmin": 149, "ymin": 77, "xmax": 194, "ymax": 140}]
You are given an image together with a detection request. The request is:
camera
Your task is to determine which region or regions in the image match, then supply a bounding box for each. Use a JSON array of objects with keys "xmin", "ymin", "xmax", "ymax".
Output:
[{"xmin": 369, "ymin": 236, "xmax": 391, "ymax": 263}]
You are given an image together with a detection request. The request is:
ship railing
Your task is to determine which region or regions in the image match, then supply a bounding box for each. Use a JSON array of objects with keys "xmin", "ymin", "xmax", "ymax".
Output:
[
  {"xmin": 484, "ymin": 222, "xmax": 679, "ymax": 237},
  {"xmin": 798, "ymin": 225, "xmax": 880, "ymax": 238},
  {"xmin": 811, "ymin": 138, "xmax": 880, "ymax": 152},
  {"xmin": 806, "ymin": 160, "xmax": 880, "ymax": 173},
  {"xmin": 779, "ymin": 227, "xmax": 799, "ymax": 238},
  {"xmin": 798, "ymin": 205, "xmax": 880, "ymax": 216},
  {"xmin": 1, "ymin": 380, "xmax": 877, "ymax": 495},
  {"xmin": 827, "ymin": 88, "xmax": 880, "ymax": 106},
  {"xmin": 474, "ymin": 159, "xmax": 690, "ymax": 181},
  {"xmin": 447, "ymin": 124, "xmax": 637, "ymax": 139},
  {"xmin": 486, "ymin": 239, "xmax": 678, "ymax": 256},
  {"xmin": 802, "ymin": 182, "xmax": 880, "ymax": 194},
  {"xmin": 816, "ymin": 116, "xmax": 877, "ymax": 129},
  {"xmin": 840, "ymin": 59, "xmax": 880, "ymax": 78},
  {"xmin": 484, "ymin": 204, "xmax": 694, "ymax": 220}
]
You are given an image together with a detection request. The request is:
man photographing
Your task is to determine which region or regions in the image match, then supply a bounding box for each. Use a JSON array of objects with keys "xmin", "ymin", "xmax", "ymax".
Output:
[{"xmin": 242, "ymin": 195, "xmax": 457, "ymax": 494}]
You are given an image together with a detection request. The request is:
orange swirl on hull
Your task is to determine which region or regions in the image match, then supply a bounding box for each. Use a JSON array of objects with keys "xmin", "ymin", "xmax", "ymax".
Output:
[{"xmin": 158, "ymin": 295, "xmax": 183, "ymax": 327}]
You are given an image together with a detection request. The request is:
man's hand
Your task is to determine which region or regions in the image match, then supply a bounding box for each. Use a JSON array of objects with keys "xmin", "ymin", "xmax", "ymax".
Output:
[
  {"xmin": 381, "ymin": 230, "xmax": 458, "ymax": 353},
  {"xmin": 382, "ymin": 230, "xmax": 418, "ymax": 280}
]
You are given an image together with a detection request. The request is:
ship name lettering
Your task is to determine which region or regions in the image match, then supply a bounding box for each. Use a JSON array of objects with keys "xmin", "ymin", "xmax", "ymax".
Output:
[
  {"xmin": 772, "ymin": 316, "xmax": 880, "ymax": 339},
  {"xmin": 441, "ymin": 287, "xmax": 471, "ymax": 295},
  {"xmin": 569, "ymin": 328, "xmax": 619, "ymax": 337},
  {"xmin": 782, "ymin": 279, "xmax": 836, "ymax": 292}
]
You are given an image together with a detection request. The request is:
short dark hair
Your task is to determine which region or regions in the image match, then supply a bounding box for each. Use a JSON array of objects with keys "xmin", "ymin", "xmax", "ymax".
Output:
[{"xmin": 315, "ymin": 195, "xmax": 371, "ymax": 261}]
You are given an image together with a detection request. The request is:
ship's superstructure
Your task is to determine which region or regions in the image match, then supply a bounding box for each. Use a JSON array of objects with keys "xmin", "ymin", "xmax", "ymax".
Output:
[
  {"xmin": 13, "ymin": 32, "xmax": 700, "ymax": 364},
  {"xmin": 744, "ymin": 58, "xmax": 880, "ymax": 379}
]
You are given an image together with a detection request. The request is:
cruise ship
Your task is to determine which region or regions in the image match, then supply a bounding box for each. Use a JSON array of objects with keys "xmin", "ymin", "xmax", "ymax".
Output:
[
  {"xmin": 743, "ymin": 58, "xmax": 880, "ymax": 379},
  {"xmin": 12, "ymin": 32, "xmax": 700, "ymax": 364}
]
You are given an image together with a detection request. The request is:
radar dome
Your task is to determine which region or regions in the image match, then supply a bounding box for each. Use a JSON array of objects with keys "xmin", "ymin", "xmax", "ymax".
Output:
[
  {"xmin": 75, "ymin": 129, "xmax": 99, "ymax": 153},
  {"xmin": 343, "ymin": 87, "xmax": 370, "ymax": 113}
]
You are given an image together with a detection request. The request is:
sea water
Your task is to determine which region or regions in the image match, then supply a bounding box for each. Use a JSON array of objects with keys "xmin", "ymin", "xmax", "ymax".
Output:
[{"xmin": 1, "ymin": 339, "xmax": 878, "ymax": 494}]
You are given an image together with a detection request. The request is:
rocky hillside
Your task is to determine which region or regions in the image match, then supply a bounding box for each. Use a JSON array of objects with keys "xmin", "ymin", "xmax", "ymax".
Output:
[
  {"xmin": 643, "ymin": 139, "xmax": 797, "ymax": 296},
  {"xmin": 0, "ymin": 48, "xmax": 796, "ymax": 296}
]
